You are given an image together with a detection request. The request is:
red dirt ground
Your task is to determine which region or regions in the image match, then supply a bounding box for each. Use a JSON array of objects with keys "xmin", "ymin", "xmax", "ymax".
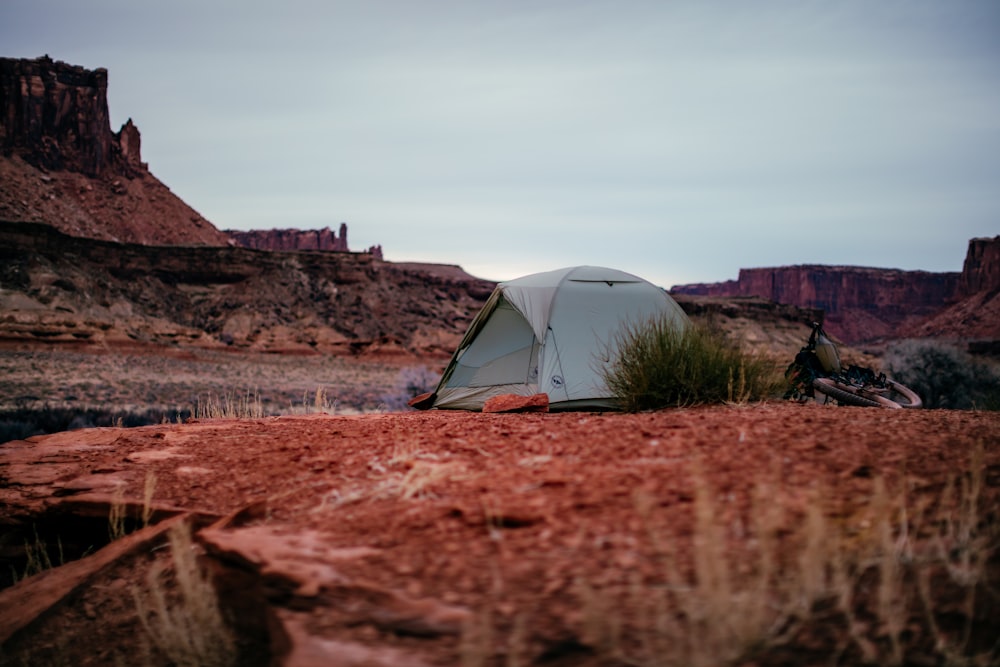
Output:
[{"xmin": 1, "ymin": 403, "xmax": 999, "ymax": 666}]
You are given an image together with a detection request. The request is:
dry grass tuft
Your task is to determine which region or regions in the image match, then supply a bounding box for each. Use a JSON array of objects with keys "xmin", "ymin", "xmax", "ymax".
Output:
[
  {"xmin": 142, "ymin": 472, "xmax": 157, "ymax": 527},
  {"xmin": 195, "ymin": 389, "xmax": 265, "ymax": 420},
  {"xmin": 132, "ymin": 522, "xmax": 237, "ymax": 667},
  {"xmin": 108, "ymin": 483, "xmax": 128, "ymax": 541},
  {"xmin": 9, "ymin": 527, "xmax": 63, "ymax": 583}
]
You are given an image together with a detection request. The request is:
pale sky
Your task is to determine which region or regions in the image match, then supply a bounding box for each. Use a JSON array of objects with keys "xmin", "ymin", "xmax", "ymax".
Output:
[{"xmin": 3, "ymin": 1, "xmax": 999, "ymax": 288}]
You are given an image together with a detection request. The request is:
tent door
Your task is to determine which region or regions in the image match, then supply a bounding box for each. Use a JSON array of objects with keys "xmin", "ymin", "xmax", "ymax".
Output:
[{"xmin": 444, "ymin": 299, "xmax": 538, "ymax": 389}]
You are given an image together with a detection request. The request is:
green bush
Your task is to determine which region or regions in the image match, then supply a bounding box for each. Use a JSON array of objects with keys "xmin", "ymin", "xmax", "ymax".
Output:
[
  {"xmin": 884, "ymin": 340, "xmax": 1000, "ymax": 410},
  {"xmin": 602, "ymin": 318, "xmax": 782, "ymax": 411}
]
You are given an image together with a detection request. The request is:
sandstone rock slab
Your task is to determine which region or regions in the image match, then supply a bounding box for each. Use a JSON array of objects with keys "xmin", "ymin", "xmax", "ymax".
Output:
[{"xmin": 482, "ymin": 393, "xmax": 549, "ymax": 413}]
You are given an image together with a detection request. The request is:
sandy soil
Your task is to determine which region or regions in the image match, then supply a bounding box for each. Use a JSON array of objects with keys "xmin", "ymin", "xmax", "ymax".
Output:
[{"xmin": 1, "ymin": 402, "xmax": 998, "ymax": 666}]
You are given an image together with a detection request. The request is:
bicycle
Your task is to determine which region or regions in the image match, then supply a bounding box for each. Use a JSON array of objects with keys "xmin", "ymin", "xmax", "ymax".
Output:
[{"xmin": 785, "ymin": 322, "xmax": 922, "ymax": 409}]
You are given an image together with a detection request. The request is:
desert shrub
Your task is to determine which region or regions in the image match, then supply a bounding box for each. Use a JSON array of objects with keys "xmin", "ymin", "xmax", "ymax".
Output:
[
  {"xmin": 884, "ymin": 340, "xmax": 1000, "ymax": 410},
  {"xmin": 379, "ymin": 365, "xmax": 441, "ymax": 411},
  {"xmin": 602, "ymin": 318, "xmax": 782, "ymax": 411}
]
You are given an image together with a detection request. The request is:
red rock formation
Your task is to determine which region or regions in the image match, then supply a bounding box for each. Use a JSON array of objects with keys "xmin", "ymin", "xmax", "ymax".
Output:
[
  {"xmin": 482, "ymin": 393, "xmax": 550, "ymax": 413},
  {"xmin": 0, "ymin": 56, "xmax": 229, "ymax": 246},
  {"xmin": 670, "ymin": 279, "xmax": 739, "ymax": 297},
  {"xmin": 227, "ymin": 224, "xmax": 384, "ymax": 259},
  {"xmin": 118, "ymin": 118, "xmax": 143, "ymax": 173},
  {"xmin": 673, "ymin": 265, "xmax": 962, "ymax": 344},
  {"xmin": 905, "ymin": 236, "xmax": 1000, "ymax": 346},
  {"xmin": 673, "ymin": 237, "xmax": 1000, "ymax": 347},
  {"xmin": 960, "ymin": 236, "xmax": 1000, "ymax": 296},
  {"xmin": 0, "ymin": 221, "xmax": 492, "ymax": 356},
  {"xmin": 227, "ymin": 224, "xmax": 349, "ymax": 252},
  {"xmin": 3, "ymin": 55, "xmax": 136, "ymax": 177}
]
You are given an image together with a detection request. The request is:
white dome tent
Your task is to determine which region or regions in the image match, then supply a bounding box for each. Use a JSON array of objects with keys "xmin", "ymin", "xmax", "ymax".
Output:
[{"xmin": 418, "ymin": 266, "xmax": 691, "ymax": 411}]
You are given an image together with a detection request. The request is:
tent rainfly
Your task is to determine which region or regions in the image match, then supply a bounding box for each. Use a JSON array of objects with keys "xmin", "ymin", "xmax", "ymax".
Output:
[{"xmin": 418, "ymin": 266, "xmax": 691, "ymax": 411}]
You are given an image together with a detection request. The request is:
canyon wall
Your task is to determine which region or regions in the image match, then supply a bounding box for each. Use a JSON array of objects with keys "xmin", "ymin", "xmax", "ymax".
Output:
[
  {"xmin": 1, "ymin": 55, "xmax": 121, "ymax": 177},
  {"xmin": 673, "ymin": 265, "xmax": 960, "ymax": 343},
  {"xmin": 961, "ymin": 236, "xmax": 1000, "ymax": 296},
  {"xmin": 0, "ymin": 221, "xmax": 490, "ymax": 356},
  {"xmin": 672, "ymin": 236, "xmax": 1000, "ymax": 345},
  {"xmin": 905, "ymin": 236, "xmax": 1000, "ymax": 348},
  {"xmin": 0, "ymin": 56, "xmax": 229, "ymax": 246},
  {"xmin": 227, "ymin": 224, "xmax": 384, "ymax": 259},
  {"xmin": 229, "ymin": 224, "xmax": 350, "ymax": 252}
]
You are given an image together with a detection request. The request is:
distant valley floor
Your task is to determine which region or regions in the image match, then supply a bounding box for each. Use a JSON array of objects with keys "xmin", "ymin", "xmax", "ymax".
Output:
[{"xmin": 0, "ymin": 347, "xmax": 438, "ymax": 443}]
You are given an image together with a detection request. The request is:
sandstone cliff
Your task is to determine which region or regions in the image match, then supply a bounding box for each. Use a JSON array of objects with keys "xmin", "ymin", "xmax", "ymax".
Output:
[
  {"xmin": 0, "ymin": 56, "xmax": 228, "ymax": 246},
  {"xmin": 229, "ymin": 224, "xmax": 350, "ymax": 252},
  {"xmin": 227, "ymin": 223, "xmax": 384, "ymax": 259},
  {"xmin": 0, "ymin": 221, "xmax": 493, "ymax": 357},
  {"xmin": 672, "ymin": 237, "xmax": 1000, "ymax": 347},
  {"xmin": 2, "ymin": 55, "xmax": 122, "ymax": 177},
  {"xmin": 673, "ymin": 265, "xmax": 960, "ymax": 344},
  {"xmin": 903, "ymin": 236, "xmax": 1000, "ymax": 349},
  {"xmin": 960, "ymin": 236, "xmax": 1000, "ymax": 296}
]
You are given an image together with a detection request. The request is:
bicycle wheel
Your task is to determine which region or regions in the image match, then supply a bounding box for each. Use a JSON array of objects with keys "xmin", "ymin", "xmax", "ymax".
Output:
[
  {"xmin": 812, "ymin": 378, "xmax": 902, "ymax": 409},
  {"xmin": 884, "ymin": 379, "xmax": 922, "ymax": 409}
]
